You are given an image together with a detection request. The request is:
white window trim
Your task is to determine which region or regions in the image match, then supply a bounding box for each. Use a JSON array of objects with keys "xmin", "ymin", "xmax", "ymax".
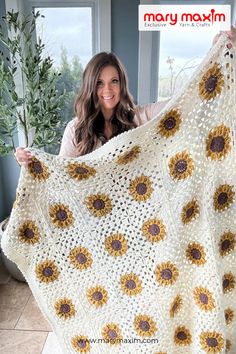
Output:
[
  {"xmin": 5, "ymin": 0, "xmax": 111, "ymax": 146},
  {"xmin": 138, "ymin": 0, "xmax": 235, "ymax": 105},
  {"xmin": 6, "ymin": 0, "xmax": 111, "ymax": 53},
  {"xmin": 28, "ymin": 0, "xmax": 111, "ymax": 54},
  {"xmin": 138, "ymin": 0, "xmax": 164, "ymax": 105},
  {"xmin": 97, "ymin": 0, "xmax": 111, "ymax": 53},
  {"xmin": 232, "ymin": 0, "xmax": 236, "ymax": 25}
]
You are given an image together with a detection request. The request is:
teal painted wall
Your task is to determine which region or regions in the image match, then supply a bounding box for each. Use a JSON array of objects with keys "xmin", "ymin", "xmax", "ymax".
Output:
[{"xmin": 111, "ymin": 0, "xmax": 139, "ymax": 102}]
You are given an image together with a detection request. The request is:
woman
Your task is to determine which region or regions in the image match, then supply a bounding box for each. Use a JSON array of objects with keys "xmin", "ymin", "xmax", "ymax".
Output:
[
  {"xmin": 15, "ymin": 27, "xmax": 236, "ymax": 164},
  {"xmin": 15, "ymin": 52, "xmax": 168, "ymax": 163},
  {"xmin": 58, "ymin": 52, "xmax": 168, "ymax": 158}
]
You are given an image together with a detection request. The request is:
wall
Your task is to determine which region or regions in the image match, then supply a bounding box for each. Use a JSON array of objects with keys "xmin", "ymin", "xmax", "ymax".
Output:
[{"xmin": 111, "ymin": 0, "xmax": 139, "ymax": 103}]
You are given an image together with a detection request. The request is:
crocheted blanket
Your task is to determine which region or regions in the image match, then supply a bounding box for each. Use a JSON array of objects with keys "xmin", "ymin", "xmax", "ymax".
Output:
[{"xmin": 1, "ymin": 35, "xmax": 236, "ymax": 354}]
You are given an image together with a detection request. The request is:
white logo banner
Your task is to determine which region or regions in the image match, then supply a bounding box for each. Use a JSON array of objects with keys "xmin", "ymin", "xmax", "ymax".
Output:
[{"xmin": 139, "ymin": 5, "xmax": 231, "ymax": 32}]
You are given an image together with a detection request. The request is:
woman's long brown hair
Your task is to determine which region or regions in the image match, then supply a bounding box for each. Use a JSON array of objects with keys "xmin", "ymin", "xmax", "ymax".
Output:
[{"xmin": 73, "ymin": 52, "xmax": 137, "ymax": 156}]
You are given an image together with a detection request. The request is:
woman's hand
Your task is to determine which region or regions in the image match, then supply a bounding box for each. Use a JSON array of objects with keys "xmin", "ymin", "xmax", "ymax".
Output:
[
  {"xmin": 14, "ymin": 147, "xmax": 33, "ymax": 166},
  {"xmin": 213, "ymin": 25, "xmax": 236, "ymax": 47}
]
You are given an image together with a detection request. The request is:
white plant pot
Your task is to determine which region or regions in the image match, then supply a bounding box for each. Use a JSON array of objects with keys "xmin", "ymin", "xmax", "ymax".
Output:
[{"xmin": 0, "ymin": 217, "xmax": 25, "ymax": 282}]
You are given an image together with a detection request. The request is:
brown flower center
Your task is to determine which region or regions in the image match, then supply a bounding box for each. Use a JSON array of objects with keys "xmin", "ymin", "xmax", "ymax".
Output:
[
  {"xmin": 77, "ymin": 339, "xmax": 86, "ymax": 348},
  {"xmin": 161, "ymin": 268, "xmax": 172, "ymax": 280},
  {"xmin": 136, "ymin": 183, "xmax": 147, "ymax": 195},
  {"xmin": 24, "ymin": 228, "xmax": 34, "ymax": 239},
  {"xmin": 218, "ymin": 192, "xmax": 228, "ymax": 205},
  {"xmin": 172, "ymin": 301, "xmax": 179, "ymax": 312},
  {"xmin": 191, "ymin": 248, "xmax": 201, "ymax": 260},
  {"xmin": 32, "ymin": 161, "xmax": 43, "ymax": 174},
  {"xmin": 205, "ymin": 75, "xmax": 217, "ymax": 93},
  {"xmin": 210, "ymin": 136, "xmax": 225, "ymax": 152},
  {"xmin": 175, "ymin": 160, "xmax": 187, "ymax": 173},
  {"xmin": 223, "ymin": 278, "xmax": 230, "ymax": 289},
  {"xmin": 108, "ymin": 329, "xmax": 117, "ymax": 340},
  {"xmin": 111, "ymin": 240, "xmax": 122, "ymax": 251},
  {"xmin": 199, "ymin": 293, "xmax": 208, "ymax": 304},
  {"xmin": 75, "ymin": 166, "xmax": 88, "ymax": 175},
  {"xmin": 92, "ymin": 291, "xmax": 103, "ymax": 301},
  {"xmin": 221, "ymin": 239, "xmax": 231, "ymax": 251},
  {"xmin": 125, "ymin": 279, "xmax": 136, "ymax": 290},
  {"xmin": 76, "ymin": 253, "xmax": 87, "ymax": 264},
  {"xmin": 139, "ymin": 320, "xmax": 150, "ymax": 331},
  {"xmin": 164, "ymin": 116, "xmax": 176, "ymax": 130},
  {"xmin": 186, "ymin": 206, "xmax": 194, "ymax": 218},
  {"xmin": 43, "ymin": 267, "xmax": 53, "ymax": 277},
  {"xmin": 206, "ymin": 337, "xmax": 218, "ymax": 348},
  {"xmin": 125, "ymin": 151, "xmax": 135, "ymax": 159},
  {"xmin": 148, "ymin": 224, "xmax": 160, "ymax": 236},
  {"xmin": 177, "ymin": 331, "xmax": 187, "ymax": 340},
  {"xmin": 56, "ymin": 209, "xmax": 68, "ymax": 221},
  {"xmin": 60, "ymin": 303, "xmax": 71, "ymax": 313},
  {"xmin": 93, "ymin": 199, "xmax": 105, "ymax": 210}
]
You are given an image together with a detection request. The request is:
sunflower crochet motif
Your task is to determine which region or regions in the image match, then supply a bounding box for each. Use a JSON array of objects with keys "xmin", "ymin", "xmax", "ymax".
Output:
[{"xmin": 1, "ymin": 35, "xmax": 236, "ymax": 353}]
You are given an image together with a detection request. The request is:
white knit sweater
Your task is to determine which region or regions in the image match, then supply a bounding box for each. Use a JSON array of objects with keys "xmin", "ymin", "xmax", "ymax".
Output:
[{"xmin": 1, "ymin": 34, "xmax": 236, "ymax": 354}]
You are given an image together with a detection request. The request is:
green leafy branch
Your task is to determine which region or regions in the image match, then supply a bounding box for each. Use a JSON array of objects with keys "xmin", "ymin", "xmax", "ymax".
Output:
[{"xmin": 0, "ymin": 10, "xmax": 67, "ymax": 156}]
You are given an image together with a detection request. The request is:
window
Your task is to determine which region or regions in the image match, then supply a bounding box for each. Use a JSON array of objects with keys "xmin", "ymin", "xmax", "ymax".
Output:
[
  {"xmin": 35, "ymin": 7, "xmax": 93, "ymax": 130},
  {"xmin": 158, "ymin": 28, "xmax": 215, "ymax": 100},
  {"xmin": 138, "ymin": 0, "xmax": 235, "ymax": 104}
]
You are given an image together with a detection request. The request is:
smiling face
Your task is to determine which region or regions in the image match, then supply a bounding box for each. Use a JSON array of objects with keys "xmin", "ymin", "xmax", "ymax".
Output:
[{"xmin": 96, "ymin": 65, "xmax": 121, "ymax": 121}]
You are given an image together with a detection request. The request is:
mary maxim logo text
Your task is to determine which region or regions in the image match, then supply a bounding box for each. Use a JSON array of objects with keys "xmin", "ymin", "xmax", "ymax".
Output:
[{"xmin": 139, "ymin": 5, "xmax": 231, "ymax": 32}]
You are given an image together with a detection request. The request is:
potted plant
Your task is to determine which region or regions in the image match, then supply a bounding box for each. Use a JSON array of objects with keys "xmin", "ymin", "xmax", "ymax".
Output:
[{"xmin": 0, "ymin": 10, "xmax": 67, "ymax": 281}]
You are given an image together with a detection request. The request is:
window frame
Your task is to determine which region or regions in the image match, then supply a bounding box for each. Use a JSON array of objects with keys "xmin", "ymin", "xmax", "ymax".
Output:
[
  {"xmin": 26, "ymin": 0, "xmax": 111, "ymax": 54},
  {"xmin": 138, "ymin": 0, "xmax": 235, "ymax": 105}
]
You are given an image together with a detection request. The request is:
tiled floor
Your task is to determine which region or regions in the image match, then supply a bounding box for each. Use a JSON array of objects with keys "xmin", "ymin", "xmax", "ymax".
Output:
[{"xmin": 0, "ymin": 261, "xmax": 63, "ymax": 354}]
